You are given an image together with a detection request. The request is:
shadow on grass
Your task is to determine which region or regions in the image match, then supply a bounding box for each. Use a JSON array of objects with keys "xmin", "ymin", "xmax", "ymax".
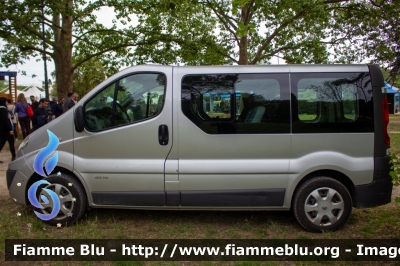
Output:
[
  {"xmin": 85, "ymin": 207, "xmax": 296, "ymax": 225},
  {"xmin": 81, "ymin": 207, "xmax": 300, "ymax": 238}
]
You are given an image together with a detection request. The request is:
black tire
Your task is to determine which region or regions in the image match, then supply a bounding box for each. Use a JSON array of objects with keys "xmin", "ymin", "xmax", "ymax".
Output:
[
  {"xmin": 293, "ymin": 177, "xmax": 352, "ymax": 233},
  {"xmin": 32, "ymin": 173, "xmax": 87, "ymax": 226}
]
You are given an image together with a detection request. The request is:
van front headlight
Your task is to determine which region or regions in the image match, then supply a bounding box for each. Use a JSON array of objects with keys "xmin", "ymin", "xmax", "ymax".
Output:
[{"xmin": 18, "ymin": 136, "xmax": 30, "ymax": 152}]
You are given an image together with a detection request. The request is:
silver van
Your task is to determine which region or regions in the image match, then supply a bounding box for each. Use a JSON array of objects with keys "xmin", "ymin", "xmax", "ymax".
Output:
[{"xmin": 7, "ymin": 64, "xmax": 392, "ymax": 232}]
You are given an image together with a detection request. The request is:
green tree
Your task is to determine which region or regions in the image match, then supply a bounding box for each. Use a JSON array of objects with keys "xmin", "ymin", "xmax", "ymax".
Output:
[
  {"xmin": 366, "ymin": 0, "xmax": 400, "ymax": 84},
  {"xmin": 134, "ymin": 0, "xmax": 365, "ymax": 65},
  {"xmin": 128, "ymin": 0, "xmax": 228, "ymax": 65},
  {"xmin": 0, "ymin": 0, "xmax": 188, "ymax": 98},
  {"xmin": 0, "ymin": 80, "xmax": 6, "ymax": 89},
  {"xmin": 72, "ymin": 58, "xmax": 107, "ymax": 97},
  {"xmin": 3, "ymin": 0, "xmax": 395, "ymax": 100},
  {"xmin": 382, "ymin": 68, "xmax": 400, "ymax": 87},
  {"xmin": 330, "ymin": 0, "xmax": 400, "ymax": 84}
]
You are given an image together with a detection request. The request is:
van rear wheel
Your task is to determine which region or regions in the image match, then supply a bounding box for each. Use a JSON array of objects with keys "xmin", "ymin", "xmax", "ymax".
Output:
[
  {"xmin": 293, "ymin": 177, "xmax": 352, "ymax": 232},
  {"xmin": 31, "ymin": 173, "xmax": 87, "ymax": 226}
]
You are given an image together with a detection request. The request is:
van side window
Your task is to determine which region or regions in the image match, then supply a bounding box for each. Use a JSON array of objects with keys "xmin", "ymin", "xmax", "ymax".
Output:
[
  {"xmin": 84, "ymin": 73, "xmax": 166, "ymax": 131},
  {"xmin": 182, "ymin": 73, "xmax": 290, "ymax": 134},
  {"xmin": 292, "ymin": 72, "xmax": 374, "ymax": 133}
]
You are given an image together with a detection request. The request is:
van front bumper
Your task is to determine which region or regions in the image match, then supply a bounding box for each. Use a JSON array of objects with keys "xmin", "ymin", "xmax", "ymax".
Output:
[
  {"xmin": 353, "ymin": 156, "xmax": 393, "ymax": 208},
  {"xmin": 7, "ymin": 169, "xmax": 29, "ymax": 206}
]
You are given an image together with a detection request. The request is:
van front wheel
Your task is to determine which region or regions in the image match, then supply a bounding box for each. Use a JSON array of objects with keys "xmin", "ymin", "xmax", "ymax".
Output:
[
  {"xmin": 293, "ymin": 177, "xmax": 352, "ymax": 232},
  {"xmin": 31, "ymin": 173, "xmax": 87, "ymax": 226}
]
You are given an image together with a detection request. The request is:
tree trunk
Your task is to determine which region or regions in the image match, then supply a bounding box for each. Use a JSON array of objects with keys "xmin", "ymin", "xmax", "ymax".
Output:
[
  {"xmin": 53, "ymin": 48, "xmax": 73, "ymax": 100},
  {"xmin": 52, "ymin": 0, "xmax": 74, "ymax": 100},
  {"xmin": 238, "ymin": 36, "xmax": 249, "ymax": 65},
  {"xmin": 238, "ymin": 7, "xmax": 249, "ymax": 65}
]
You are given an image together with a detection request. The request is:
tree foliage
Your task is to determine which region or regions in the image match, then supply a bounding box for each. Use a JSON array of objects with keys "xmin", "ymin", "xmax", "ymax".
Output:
[
  {"xmin": 366, "ymin": 0, "xmax": 400, "ymax": 83},
  {"xmin": 1, "ymin": 0, "xmax": 399, "ymax": 98},
  {"xmin": 330, "ymin": 0, "xmax": 400, "ymax": 83},
  {"xmin": 133, "ymin": 0, "xmax": 365, "ymax": 65},
  {"xmin": 382, "ymin": 68, "xmax": 400, "ymax": 88},
  {"xmin": 0, "ymin": 0, "xmax": 192, "ymax": 98},
  {"xmin": 129, "ymin": 0, "xmax": 228, "ymax": 65},
  {"xmin": 72, "ymin": 58, "xmax": 107, "ymax": 97}
]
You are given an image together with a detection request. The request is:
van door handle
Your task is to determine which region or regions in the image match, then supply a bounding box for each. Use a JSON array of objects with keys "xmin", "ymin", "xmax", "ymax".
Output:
[{"xmin": 158, "ymin": 124, "xmax": 169, "ymax": 145}]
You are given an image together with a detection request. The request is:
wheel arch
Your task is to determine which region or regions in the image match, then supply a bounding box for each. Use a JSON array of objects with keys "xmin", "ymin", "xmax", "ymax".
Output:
[
  {"xmin": 25, "ymin": 166, "xmax": 89, "ymax": 209},
  {"xmin": 290, "ymin": 169, "xmax": 356, "ymax": 209}
]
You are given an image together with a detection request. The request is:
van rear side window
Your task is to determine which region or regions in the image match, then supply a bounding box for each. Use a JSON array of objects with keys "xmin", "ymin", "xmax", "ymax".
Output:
[
  {"xmin": 292, "ymin": 72, "xmax": 374, "ymax": 133},
  {"xmin": 181, "ymin": 73, "xmax": 290, "ymax": 134},
  {"xmin": 297, "ymin": 78, "xmax": 359, "ymax": 122}
]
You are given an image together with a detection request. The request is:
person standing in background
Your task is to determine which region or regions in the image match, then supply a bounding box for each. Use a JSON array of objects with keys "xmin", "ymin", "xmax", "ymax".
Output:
[
  {"xmin": 32, "ymin": 98, "xmax": 50, "ymax": 131},
  {"xmin": 59, "ymin": 97, "xmax": 65, "ymax": 115},
  {"xmin": 0, "ymin": 97, "xmax": 16, "ymax": 162},
  {"xmin": 63, "ymin": 92, "xmax": 72, "ymax": 113},
  {"xmin": 6, "ymin": 99, "xmax": 18, "ymax": 140},
  {"xmin": 67, "ymin": 92, "xmax": 79, "ymax": 110},
  {"xmin": 14, "ymin": 93, "xmax": 31, "ymax": 139},
  {"xmin": 30, "ymin": 95, "xmax": 39, "ymax": 111},
  {"xmin": 50, "ymin": 97, "xmax": 63, "ymax": 118},
  {"xmin": 30, "ymin": 95, "xmax": 40, "ymax": 129}
]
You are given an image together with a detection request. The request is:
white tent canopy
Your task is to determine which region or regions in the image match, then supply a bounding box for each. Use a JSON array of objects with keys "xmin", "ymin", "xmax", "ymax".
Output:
[{"xmin": 17, "ymin": 85, "xmax": 45, "ymax": 104}]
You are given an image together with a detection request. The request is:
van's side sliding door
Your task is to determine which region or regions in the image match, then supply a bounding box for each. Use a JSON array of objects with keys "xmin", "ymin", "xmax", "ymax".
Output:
[{"xmin": 176, "ymin": 67, "xmax": 291, "ymax": 207}]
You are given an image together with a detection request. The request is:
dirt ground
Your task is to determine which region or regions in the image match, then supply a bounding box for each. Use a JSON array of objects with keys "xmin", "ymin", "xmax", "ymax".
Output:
[{"xmin": 0, "ymin": 148, "xmax": 14, "ymax": 200}]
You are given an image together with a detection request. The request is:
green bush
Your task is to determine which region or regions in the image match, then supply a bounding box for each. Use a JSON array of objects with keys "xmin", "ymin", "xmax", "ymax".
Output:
[{"xmin": 390, "ymin": 151, "xmax": 400, "ymax": 203}]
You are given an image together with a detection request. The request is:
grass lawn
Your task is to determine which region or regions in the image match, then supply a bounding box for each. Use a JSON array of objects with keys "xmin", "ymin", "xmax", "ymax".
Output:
[
  {"xmin": 390, "ymin": 114, "xmax": 400, "ymax": 121},
  {"xmin": 1, "ymin": 121, "xmax": 399, "ymax": 265},
  {"xmin": 389, "ymin": 114, "xmax": 400, "ymax": 132}
]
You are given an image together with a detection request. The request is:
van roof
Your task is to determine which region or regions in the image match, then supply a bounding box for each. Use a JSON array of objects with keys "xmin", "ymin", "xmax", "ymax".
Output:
[{"xmin": 139, "ymin": 64, "xmax": 370, "ymax": 72}]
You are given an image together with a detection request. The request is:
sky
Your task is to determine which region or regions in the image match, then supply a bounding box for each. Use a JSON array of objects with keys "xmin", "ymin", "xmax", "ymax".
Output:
[{"xmin": 1, "ymin": 6, "xmax": 283, "ymax": 87}]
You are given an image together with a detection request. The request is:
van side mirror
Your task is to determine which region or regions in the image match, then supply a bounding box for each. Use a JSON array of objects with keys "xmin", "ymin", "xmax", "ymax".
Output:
[{"xmin": 74, "ymin": 105, "xmax": 85, "ymax": 132}]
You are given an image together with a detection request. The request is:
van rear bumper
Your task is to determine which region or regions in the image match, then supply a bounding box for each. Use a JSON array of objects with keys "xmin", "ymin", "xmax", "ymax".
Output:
[
  {"xmin": 353, "ymin": 156, "xmax": 393, "ymax": 208},
  {"xmin": 353, "ymin": 178, "xmax": 393, "ymax": 208}
]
